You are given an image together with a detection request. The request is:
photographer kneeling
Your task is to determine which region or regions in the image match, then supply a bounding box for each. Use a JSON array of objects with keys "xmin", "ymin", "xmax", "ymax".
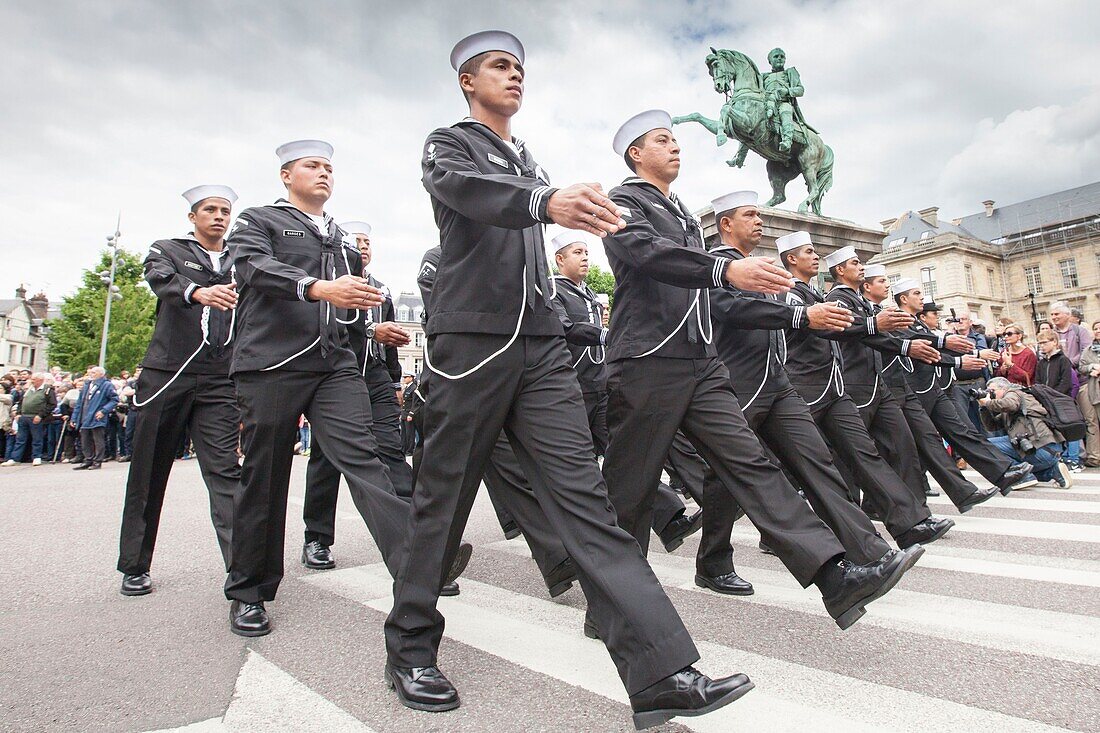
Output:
[{"xmin": 977, "ymin": 377, "xmax": 1072, "ymax": 489}]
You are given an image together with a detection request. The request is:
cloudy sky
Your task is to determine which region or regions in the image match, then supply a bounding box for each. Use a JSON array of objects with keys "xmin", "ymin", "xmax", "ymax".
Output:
[{"xmin": 3, "ymin": 0, "xmax": 1099, "ymax": 302}]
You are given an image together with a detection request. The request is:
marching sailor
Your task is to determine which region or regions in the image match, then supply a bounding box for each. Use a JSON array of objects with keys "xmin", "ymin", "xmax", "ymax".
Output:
[
  {"xmin": 225, "ymin": 139, "xmax": 469, "ymax": 638},
  {"xmin": 116, "ymin": 185, "xmax": 241, "ymax": 597},
  {"xmin": 891, "ymin": 279, "xmax": 1037, "ymax": 495},
  {"xmin": 861, "ymin": 269, "xmax": 1001, "ymax": 512},
  {"xmin": 780, "ymin": 237, "xmax": 953, "ymax": 547},
  {"xmin": 384, "ymin": 33, "xmax": 752, "ymax": 729},
  {"xmin": 300, "ymin": 220, "xmax": 414, "ymax": 572},
  {"xmin": 600, "ymin": 110, "xmax": 917, "ymax": 636},
  {"xmin": 699, "ymin": 196, "xmax": 916, "ymax": 589}
]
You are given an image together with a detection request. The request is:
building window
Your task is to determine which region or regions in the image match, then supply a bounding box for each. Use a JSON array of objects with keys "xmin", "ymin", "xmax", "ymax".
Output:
[
  {"xmin": 413, "ymin": 357, "xmax": 423, "ymax": 375},
  {"xmin": 397, "ymin": 305, "xmax": 411, "ymax": 321},
  {"xmin": 414, "ymin": 332, "xmax": 424, "ymax": 348},
  {"xmin": 7, "ymin": 345, "xmax": 14, "ymax": 363},
  {"xmin": 887, "ymin": 274, "xmax": 900, "ymax": 287},
  {"xmin": 920, "ymin": 231, "xmax": 933, "ymax": 240},
  {"xmin": 987, "ymin": 268, "xmax": 996, "ymax": 296},
  {"xmin": 1024, "ymin": 264, "xmax": 1043, "ymax": 294},
  {"xmin": 920, "ymin": 266, "xmax": 937, "ymax": 300},
  {"xmin": 887, "ymin": 237, "xmax": 905, "ymax": 249},
  {"xmin": 963, "ymin": 265, "xmax": 974, "ymax": 293},
  {"xmin": 1059, "ymin": 258, "xmax": 1079, "ymax": 289}
]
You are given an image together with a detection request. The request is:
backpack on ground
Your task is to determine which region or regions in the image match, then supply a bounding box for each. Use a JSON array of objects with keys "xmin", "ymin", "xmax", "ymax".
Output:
[{"xmin": 1024, "ymin": 384, "xmax": 1087, "ymax": 441}]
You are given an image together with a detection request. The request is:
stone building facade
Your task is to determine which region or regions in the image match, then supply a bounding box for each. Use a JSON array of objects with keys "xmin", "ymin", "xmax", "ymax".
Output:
[
  {"xmin": 872, "ymin": 182, "xmax": 1100, "ymax": 331},
  {"xmin": 0, "ymin": 286, "xmax": 50, "ymax": 373}
]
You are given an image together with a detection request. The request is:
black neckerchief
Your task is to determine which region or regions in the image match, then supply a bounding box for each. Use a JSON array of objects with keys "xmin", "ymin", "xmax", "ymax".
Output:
[
  {"xmin": 273, "ymin": 199, "xmax": 343, "ymax": 356},
  {"xmin": 623, "ymin": 178, "xmax": 710, "ymax": 343},
  {"xmin": 457, "ymin": 120, "xmax": 552, "ymax": 313}
]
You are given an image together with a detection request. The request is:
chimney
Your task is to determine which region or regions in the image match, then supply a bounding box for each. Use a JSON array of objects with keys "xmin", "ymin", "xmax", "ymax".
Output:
[
  {"xmin": 982, "ymin": 199, "xmax": 995, "ymax": 217},
  {"xmin": 15, "ymin": 284, "xmax": 26, "ymax": 300},
  {"xmin": 26, "ymin": 292, "xmax": 49, "ymax": 320},
  {"xmin": 879, "ymin": 215, "xmax": 901, "ymax": 232},
  {"xmin": 918, "ymin": 206, "xmax": 939, "ymax": 227}
]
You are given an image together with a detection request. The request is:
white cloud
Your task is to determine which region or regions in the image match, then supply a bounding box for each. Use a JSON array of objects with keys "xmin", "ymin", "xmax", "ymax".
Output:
[{"xmin": 1, "ymin": 0, "xmax": 1098, "ymax": 303}]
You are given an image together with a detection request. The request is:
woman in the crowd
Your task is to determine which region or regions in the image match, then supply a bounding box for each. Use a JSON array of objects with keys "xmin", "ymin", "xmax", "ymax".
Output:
[
  {"xmin": 1036, "ymin": 330, "xmax": 1081, "ymax": 471},
  {"xmin": 995, "ymin": 324, "xmax": 1036, "ymax": 386}
]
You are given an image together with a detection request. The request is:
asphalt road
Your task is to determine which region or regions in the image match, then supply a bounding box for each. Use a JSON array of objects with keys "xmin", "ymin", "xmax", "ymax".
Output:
[{"xmin": 1, "ymin": 457, "xmax": 1097, "ymax": 732}]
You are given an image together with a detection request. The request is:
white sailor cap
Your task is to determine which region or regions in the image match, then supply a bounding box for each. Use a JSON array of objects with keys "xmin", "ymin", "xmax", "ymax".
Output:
[
  {"xmin": 340, "ymin": 221, "xmax": 372, "ymax": 237},
  {"xmin": 711, "ymin": 191, "xmax": 758, "ymax": 216},
  {"xmin": 182, "ymin": 185, "xmax": 237, "ymax": 208},
  {"xmin": 276, "ymin": 139, "xmax": 333, "ymax": 165},
  {"xmin": 775, "ymin": 230, "xmax": 812, "ymax": 256},
  {"xmin": 549, "ymin": 229, "xmax": 593, "ymax": 255},
  {"xmin": 613, "ymin": 110, "xmax": 673, "ymax": 157},
  {"xmin": 863, "ymin": 264, "xmax": 887, "ymax": 278},
  {"xmin": 450, "ymin": 30, "xmax": 524, "ymax": 71},
  {"xmin": 823, "ymin": 245, "xmax": 858, "ymax": 269},
  {"xmin": 892, "ymin": 277, "xmax": 919, "ymax": 295}
]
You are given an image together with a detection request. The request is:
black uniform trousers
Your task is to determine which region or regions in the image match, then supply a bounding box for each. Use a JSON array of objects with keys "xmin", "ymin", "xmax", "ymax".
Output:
[
  {"xmin": 912, "ymin": 386, "xmax": 1013, "ymax": 484},
  {"xmin": 696, "ymin": 386, "xmax": 890, "ymax": 578},
  {"xmin": 831, "ymin": 384, "xmax": 933, "ymax": 535},
  {"xmin": 888, "ymin": 384, "xmax": 981, "ymax": 506},
  {"xmin": 303, "ymin": 361, "xmax": 414, "ymax": 547},
  {"xmin": 227, "ymin": 368, "xmax": 409, "ymax": 604},
  {"xmin": 117, "ymin": 369, "xmax": 239, "ymax": 575},
  {"xmin": 385, "ymin": 334, "xmax": 697, "ymax": 695},
  {"xmin": 604, "ymin": 357, "xmax": 844, "ymax": 588},
  {"xmin": 805, "ymin": 391, "xmax": 930, "ymax": 539}
]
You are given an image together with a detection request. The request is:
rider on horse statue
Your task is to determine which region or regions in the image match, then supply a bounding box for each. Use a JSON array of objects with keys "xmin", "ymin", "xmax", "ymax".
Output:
[{"xmin": 763, "ymin": 48, "xmax": 812, "ymax": 153}]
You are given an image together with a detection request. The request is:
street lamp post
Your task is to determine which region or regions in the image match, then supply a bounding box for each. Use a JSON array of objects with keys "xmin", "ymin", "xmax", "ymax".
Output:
[
  {"xmin": 98, "ymin": 226, "xmax": 123, "ymax": 368},
  {"xmin": 1027, "ymin": 291, "xmax": 1039, "ymax": 335}
]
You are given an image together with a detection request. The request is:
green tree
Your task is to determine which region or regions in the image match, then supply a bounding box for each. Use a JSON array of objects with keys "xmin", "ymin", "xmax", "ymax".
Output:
[
  {"xmin": 585, "ymin": 264, "xmax": 615, "ymax": 306},
  {"xmin": 47, "ymin": 249, "xmax": 156, "ymax": 375}
]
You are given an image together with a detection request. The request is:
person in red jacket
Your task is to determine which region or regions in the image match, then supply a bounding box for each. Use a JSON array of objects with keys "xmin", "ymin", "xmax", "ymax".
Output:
[{"xmin": 995, "ymin": 324, "xmax": 1037, "ymax": 386}]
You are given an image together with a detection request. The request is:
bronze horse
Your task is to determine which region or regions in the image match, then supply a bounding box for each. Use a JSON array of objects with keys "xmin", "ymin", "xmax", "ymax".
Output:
[{"xmin": 674, "ymin": 48, "xmax": 834, "ymax": 215}]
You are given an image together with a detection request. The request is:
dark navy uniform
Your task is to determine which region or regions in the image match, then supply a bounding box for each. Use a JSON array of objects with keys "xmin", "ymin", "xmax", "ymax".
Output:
[
  {"xmin": 601, "ymin": 178, "xmax": 844, "ymax": 591},
  {"xmin": 415, "ymin": 246, "xmax": 574, "ymax": 595},
  {"xmin": 701, "ymin": 244, "xmax": 891, "ymax": 573},
  {"xmin": 898, "ymin": 317, "xmax": 1014, "ymax": 486},
  {"xmin": 825, "ymin": 285, "xmax": 936, "ymax": 519},
  {"xmin": 303, "ymin": 267, "xmax": 416, "ymax": 553},
  {"xmin": 225, "ymin": 200, "xmax": 409, "ymax": 604},
  {"xmin": 783, "ymin": 279, "xmax": 931, "ymax": 540},
  {"xmin": 384, "ymin": 122, "xmax": 698, "ymax": 696},
  {"xmin": 874, "ymin": 303, "xmax": 984, "ymax": 507},
  {"xmin": 117, "ymin": 235, "xmax": 240, "ymax": 576}
]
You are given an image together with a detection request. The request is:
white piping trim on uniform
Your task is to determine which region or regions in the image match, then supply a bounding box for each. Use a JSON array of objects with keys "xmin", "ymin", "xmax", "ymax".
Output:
[{"xmin": 133, "ymin": 266, "xmax": 237, "ymax": 407}]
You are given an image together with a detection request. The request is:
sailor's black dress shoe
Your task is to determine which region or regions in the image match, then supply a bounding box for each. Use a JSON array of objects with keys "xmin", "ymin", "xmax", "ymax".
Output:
[
  {"xmin": 384, "ymin": 663, "xmax": 460, "ymax": 712},
  {"xmin": 301, "ymin": 540, "xmax": 335, "ymax": 570},
  {"xmin": 120, "ymin": 573, "xmax": 152, "ymax": 596},
  {"xmin": 629, "ymin": 666, "xmax": 754, "ymax": 729},
  {"xmin": 229, "ymin": 600, "xmax": 270, "ymax": 637},
  {"xmin": 694, "ymin": 570, "xmax": 754, "ymax": 596},
  {"xmin": 659, "ymin": 510, "xmax": 703, "ymax": 553}
]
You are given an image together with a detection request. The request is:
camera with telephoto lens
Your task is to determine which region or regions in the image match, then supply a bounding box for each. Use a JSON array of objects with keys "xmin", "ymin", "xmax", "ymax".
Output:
[
  {"xmin": 1010, "ymin": 434, "xmax": 1036, "ymax": 455},
  {"xmin": 966, "ymin": 387, "xmax": 989, "ymax": 401}
]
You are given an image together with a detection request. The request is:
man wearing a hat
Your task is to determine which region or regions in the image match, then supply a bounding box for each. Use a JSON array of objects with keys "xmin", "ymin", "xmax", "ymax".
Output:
[
  {"xmin": 225, "ymin": 140, "xmax": 469, "ymax": 638},
  {"xmin": 860, "ymin": 270, "xmax": 1001, "ymax": 512},
  {"xmin": 892, "ymin": 281, "xmax": 1037, "ymax": 494},
  {"xmin": 696, "ymin": 196, "xmax": 921, "ymax": 590},
  {"xmin": 385, "ymin": 33, "xmax": 753, "ymax": 729},
  {"xmin": 299, "ymin": 220, "xmax": 415, "ymax": 574},
  {"xmin": 115, "ymin": 185, "xmax": 242, "ymax": 598},
  {"xmin": 548, "ymin": 230, "xmax": 703, "ymax": 555},
  {"xmin": 600, "ymin": 113, "xmax": 917, "ymax": 636},
  {"xmin": 781, "ymin": 238, "xmax": 958, "ymax": 547},
  {"xmin": 822, "ymin": 249, "xmax": 963, "ymax": 545}
]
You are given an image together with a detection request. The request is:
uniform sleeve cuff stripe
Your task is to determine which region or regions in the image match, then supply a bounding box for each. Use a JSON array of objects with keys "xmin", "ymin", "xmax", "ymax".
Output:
[
  {"xmin": 184, "ymin": 283, "xmax": 198, "ymax": 303},
  {"xmin": 298, "ymin": 277, "xmax": 317, "ymax": 301},
  {"xmin": 529, "ymin": 186, "xmax": 553, "ymax": 222}
]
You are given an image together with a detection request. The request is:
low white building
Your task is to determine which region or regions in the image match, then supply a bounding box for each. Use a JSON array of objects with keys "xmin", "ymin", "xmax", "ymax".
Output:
[
  {"xmin": 392, "ymin": 291, "xmax": 426, "ymax": 377},
  {"xmin": 0, "ymin": 287, "xmax": 49, "ymax": 373}
]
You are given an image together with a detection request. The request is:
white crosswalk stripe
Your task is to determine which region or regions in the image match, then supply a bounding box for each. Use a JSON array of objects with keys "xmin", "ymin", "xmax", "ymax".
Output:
[{"xmin": 305, "ymin": 564, "xmax": 1073, "ymax": 732}]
